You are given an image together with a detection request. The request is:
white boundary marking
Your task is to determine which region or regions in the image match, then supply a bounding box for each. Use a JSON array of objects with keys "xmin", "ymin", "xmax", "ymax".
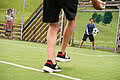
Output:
[{"xmin": 0, "ymin": 61, "xmax": 82, "ymax": 80}]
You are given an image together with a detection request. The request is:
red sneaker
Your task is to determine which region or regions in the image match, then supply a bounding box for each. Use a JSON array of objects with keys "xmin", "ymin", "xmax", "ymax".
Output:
[
  {"xmin": 42, "ymin": 60, "xmax": 62, "ymax": 73},
  {"xmin": 56, "ymin": 52, "xmax": 71, "ymax": 62}
]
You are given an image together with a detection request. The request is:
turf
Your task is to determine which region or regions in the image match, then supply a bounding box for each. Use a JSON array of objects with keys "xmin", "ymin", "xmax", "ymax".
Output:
[{"xmin": 0, "ymin": 39, "xmax": 120, "ymax": 80}]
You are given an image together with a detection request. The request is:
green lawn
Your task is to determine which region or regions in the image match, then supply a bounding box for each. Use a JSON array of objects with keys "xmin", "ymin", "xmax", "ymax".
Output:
[{"xmin": 0, "ymin": 39, "xmax": 120, "ymax": 80}]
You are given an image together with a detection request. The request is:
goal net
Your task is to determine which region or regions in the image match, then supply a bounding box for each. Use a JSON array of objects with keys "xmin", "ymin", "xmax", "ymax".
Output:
[{"xmin": 73, "ymin": 9, "xmax": 119, "ymax": 51}]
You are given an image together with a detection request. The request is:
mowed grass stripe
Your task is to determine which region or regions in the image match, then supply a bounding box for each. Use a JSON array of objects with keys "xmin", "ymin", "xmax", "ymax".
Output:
[{"xmin": 0, "ymin": 39, "xmax": 119, "ymax": 57}]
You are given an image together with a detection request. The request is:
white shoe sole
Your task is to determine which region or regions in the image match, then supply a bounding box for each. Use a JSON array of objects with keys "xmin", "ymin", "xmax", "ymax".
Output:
[
  {"xmin": 56, "ymin": 57, "xmax": 71, "ymax": 62},
  {"xmin": 42, "ymin": 66, "xmax": 62, "ymax": 73}
]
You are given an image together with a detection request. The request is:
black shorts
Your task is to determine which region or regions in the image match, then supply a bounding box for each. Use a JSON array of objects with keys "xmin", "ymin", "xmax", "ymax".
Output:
[
  {"xmin": 82, "ymin": 34, "xmax": 94, "ymax": 42},
  {"xmin": 43, "ymin": 0, "xmax": 78, "ymax": 23}
]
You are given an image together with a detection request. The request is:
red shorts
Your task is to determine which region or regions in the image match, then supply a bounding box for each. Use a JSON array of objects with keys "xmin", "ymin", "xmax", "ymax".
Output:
[{"xmin": 5, "ymin": 21, "xmax": 14, "ymax": 29}]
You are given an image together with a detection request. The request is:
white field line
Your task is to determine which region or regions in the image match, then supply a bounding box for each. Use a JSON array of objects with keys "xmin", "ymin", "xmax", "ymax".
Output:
[
  {"xmin": 0, "ymin": 41, "xmax": 120, "ymax": 57},
  {"xmin": 0, "ymin": 61, "xmax": 82, "ymax": 80}
]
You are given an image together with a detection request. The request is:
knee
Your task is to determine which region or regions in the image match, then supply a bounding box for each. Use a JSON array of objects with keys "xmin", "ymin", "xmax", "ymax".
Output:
[{"xmin": 49, "ymin": 23, "xmax": 59, "ymax": 31}]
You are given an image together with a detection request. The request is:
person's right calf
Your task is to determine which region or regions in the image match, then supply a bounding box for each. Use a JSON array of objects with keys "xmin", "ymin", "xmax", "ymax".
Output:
[{"xmin": 47, "ymin": 23, "xmax": 59, "ymax": 64}]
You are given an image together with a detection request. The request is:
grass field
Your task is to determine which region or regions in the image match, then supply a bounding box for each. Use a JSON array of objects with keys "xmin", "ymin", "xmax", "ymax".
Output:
[
  {"xmin": 0, "ymin": 2, "xmax": 120, "ymax": 79},
  {"xmin": 0, "ymin": 39, "xmax": 120, "ymax": 80}
]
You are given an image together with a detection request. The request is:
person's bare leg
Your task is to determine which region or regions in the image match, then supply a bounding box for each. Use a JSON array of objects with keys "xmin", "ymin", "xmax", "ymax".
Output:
[
  {"xmin": 61, "ymin": 16, "xmax": 77, "ymax": 54},
  {"xmin": 79, "ymin": 40, "xmax": 84, "ymax": 48},
  {"xmin": 47, "ymin": 23, "xmax": 59, "ymax": 64},
  {"xmin": 92, "ymin": 41, "xmax": 95, "ymax": 49}
]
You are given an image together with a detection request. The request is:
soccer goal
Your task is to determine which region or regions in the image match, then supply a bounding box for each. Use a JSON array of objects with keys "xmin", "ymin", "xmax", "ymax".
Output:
[{"xmin": 71, "ymin": 4, "xmax": 120, "ymax": 51}]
